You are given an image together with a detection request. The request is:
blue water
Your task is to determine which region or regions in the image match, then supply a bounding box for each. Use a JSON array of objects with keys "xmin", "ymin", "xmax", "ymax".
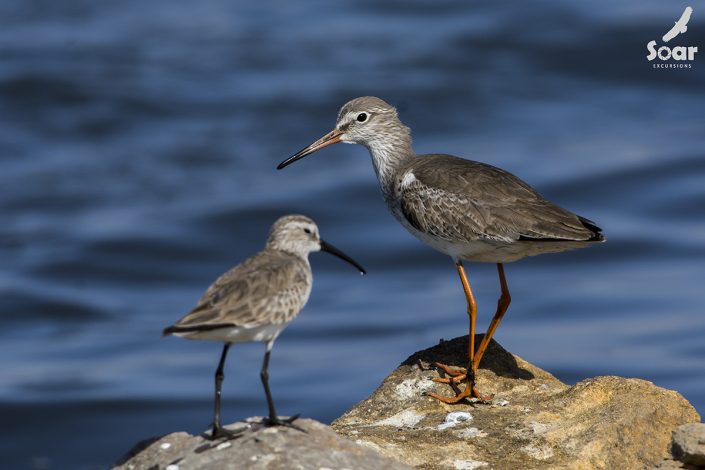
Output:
[{"xmin": 1, "ymin": 1, "xmax": 704, "ymax": 468}]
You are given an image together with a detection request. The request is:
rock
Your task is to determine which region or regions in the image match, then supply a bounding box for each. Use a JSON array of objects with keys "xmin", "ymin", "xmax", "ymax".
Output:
[
  {"xmin": 671, "ymin": 423, "xmax": 705, "ymax": 467},
  {"xmin": 652, "ymin": 458, "xmax": 687, "ymax": 469},
  {"xmin": 332, "ymin": 335, "xmax": 700, "ymax": 470},
  {"xmin": 112, "ymin": 417, "xmax": 412, "ymax": 470}
]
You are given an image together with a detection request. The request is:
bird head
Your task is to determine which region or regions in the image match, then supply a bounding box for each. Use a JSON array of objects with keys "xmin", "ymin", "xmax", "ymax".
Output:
[
  {"xmin": 277, "ymin": 96, "xmax": 409, "ymax": 169},
  {"xmin": 267, "ymin": 215, "xmax": 366, "ymax": 274}
]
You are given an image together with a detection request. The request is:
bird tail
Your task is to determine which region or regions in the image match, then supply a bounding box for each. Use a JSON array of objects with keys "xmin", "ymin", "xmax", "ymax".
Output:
[
  {"xmin": 163, "ymin": 323, "xmax": 232, "ymax": 336},
  {"xmin": 578, "ymin": 216, "xmax": 605, "ymax": 242},
  {"xmin": 162, "ymin": 325, "xmax": 178, "ymax": 337}
]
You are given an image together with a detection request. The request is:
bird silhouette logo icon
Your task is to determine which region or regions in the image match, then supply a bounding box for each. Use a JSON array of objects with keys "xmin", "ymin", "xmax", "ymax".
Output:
[
  {"xmin": 647, "ymin": 6, "xmax": 698, "ymax": 67},
  {"xmin": 662, "ymin": 6, "xmax": 693, "ymax": 42}
]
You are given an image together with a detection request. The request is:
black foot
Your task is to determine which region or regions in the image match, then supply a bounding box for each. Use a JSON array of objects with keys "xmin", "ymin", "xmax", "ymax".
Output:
[
  {"xmin": 210, "ymin": 424, "xmax": 248, "ymax": 440},
  {"xmin": 263, "ymin": 414, "xmax": 306, "ymax": 432}
]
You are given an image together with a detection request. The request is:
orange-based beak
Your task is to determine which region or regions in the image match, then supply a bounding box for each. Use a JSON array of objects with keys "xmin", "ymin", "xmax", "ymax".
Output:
[{"xmin": 277, "ymin": 129, "xmax": 344, "ymax": 170}]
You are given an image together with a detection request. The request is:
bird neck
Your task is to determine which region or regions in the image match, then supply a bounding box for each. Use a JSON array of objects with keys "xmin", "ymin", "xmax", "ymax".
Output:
[
  {"xmin": 364, "ymin": 125, "xmax": 415, "ymax": 190},
  {"xmin": 266, "ymin": 239, "xmax": 311, "ymax": 261}
]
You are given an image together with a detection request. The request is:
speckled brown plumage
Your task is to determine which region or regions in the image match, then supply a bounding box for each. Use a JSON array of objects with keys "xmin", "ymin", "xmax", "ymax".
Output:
[
  {"xmin": 165, "ymin": 250, "xmax": 311, "ymax": 335},
  {"xmin": 164, "ymin": 214, "xmax": 364, "ymax": 341},
  {"xmin": 162, "ymin": 215, "xmax": 365, "ymax": 437}
]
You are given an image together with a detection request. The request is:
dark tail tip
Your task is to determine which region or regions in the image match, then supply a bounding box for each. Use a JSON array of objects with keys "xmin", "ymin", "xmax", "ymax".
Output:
[{"xmin": 578, "ymin": 216, "xmax": 605, "ymax": 242}]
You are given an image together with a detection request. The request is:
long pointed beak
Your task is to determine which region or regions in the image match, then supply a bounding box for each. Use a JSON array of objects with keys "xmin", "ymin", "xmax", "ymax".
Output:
[
  {"xmin": 277, "ymin": 129, "xmax": 344, "ymax": 170},
  {"xmin": 319, "ymin": 239, "xmax": 366, "ymax": 275}
]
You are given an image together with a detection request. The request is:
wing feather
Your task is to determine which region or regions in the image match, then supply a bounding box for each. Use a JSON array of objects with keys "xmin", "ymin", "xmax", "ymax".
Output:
[
  {"xmin": 165, "ymin": 251, "xmax": 309, "ymax": 334},
  {"xmin": 398, "ymin": 155, "xmax": 601, "ymax": 243}
]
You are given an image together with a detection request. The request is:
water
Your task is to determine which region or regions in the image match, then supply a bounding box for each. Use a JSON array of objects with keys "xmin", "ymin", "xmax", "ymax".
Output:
[{"xmin": 1, "ymin": 1, "xmax": 704, "ymax": 468}]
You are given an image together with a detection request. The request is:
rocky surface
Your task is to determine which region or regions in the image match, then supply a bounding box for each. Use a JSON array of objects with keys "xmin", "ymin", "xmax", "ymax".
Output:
[
  {"xmin": 655, "ymin": 422, "xmax": 705, "ymax": 469},
  {"xmin": 112, "ymin": 417, "xmax": 412, "ymax": 470},
  {"xmin": 672, "ymin": 423, "xmax": 705, "ymax": 466},
  {"xmin": 113, "ymin": 336, "xmax": 701, "ymax": 470},
  {"xmin": 332, "ymin": 335, "xmax": 701, "ymax": 470}
]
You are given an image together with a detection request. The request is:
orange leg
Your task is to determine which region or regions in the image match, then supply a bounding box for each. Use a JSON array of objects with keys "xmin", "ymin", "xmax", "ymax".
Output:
[
  {"xmin": 472, "ymin": 263, "xmax": 511, "ymax": 371},
  {"xmin": 457, "ymin": 261, "xmax": 477, "ymax": 370},
  {"xmin": 427, "ymin": 261, "xmax": 487, "ymax": 403},
  {"xmin": 427, "ymin": 263, "xmax": 511, "ymax": 403}
]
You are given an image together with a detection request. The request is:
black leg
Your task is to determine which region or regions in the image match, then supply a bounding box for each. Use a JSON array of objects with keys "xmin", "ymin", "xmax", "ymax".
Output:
[
  {"xmin": 211, "ymin": 343, "xmax": 242, "ymax": 439},
  {"xmin": 260, "ymin": 341, "xmax": 303, "ymax": 431},
  {"xmin": 260, "ymin": 348, "xmax": 277, "ymax": 420}
]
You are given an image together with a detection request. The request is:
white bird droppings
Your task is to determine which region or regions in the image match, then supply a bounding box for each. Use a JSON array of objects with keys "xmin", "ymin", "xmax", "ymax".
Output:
[
  {"xmin": 160, "ymin": 442, "xmax": 171, "ymax": 450},
  {"xmin": 438, "ymin": 411, "xmax": 473, "ymax": 430},
  {"xmin": 165, "ymin": 465, "xmax": 179, "ymax": 470},
  {"xmin": 395, "ymin": 378, "xmax": 433, "ymax": 400},
  {"xmin": 373, "ymin": 410, "xmax": 424, "ymax": 428},
  {"xmin": 216, "ymin": 441, "xmax": 232, "ymax": 451},
  {"xmin": 453, "ymin": 459, "xmax": 489, "ymax": 469}
]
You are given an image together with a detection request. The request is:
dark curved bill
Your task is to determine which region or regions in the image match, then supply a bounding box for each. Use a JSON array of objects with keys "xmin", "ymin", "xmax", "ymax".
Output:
[
  {"xmin": 277, "ymin": 129, "xmax": 343, "ymax": 170},
  {"xmin": 319, "ymin": 239, "xmax": 366, "ymax": 275}
]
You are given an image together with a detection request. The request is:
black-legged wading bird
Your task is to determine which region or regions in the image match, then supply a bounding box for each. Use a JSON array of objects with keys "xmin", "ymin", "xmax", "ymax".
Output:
[
  {"xmin": 163, "ymin": 215, "xmax": 366, "ymax": 437},
  {"xmin": 277, "ymin": 97, "xmax": 604, "ymax": 402}
]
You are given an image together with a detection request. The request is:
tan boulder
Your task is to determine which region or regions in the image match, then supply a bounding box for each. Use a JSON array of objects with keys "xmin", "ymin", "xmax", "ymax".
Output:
[{"xmin": 332, "ymin": 335, "xmax": 700, "ymax": 470}]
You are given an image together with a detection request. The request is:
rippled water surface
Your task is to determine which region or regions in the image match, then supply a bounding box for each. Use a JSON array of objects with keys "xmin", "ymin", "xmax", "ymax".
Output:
[{"xmin": 1, "ymin": 1, "xmax": 704, "ymax": 468}]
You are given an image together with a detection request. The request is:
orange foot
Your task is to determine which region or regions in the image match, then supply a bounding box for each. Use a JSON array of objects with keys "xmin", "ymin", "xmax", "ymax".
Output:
[
  {"xmin": 431, "ymin": 362, "xmax": 468, "ymax": 383},
  {"xmin": 426, "ymin": 362, "xmax": 493, "ymax": 403}
]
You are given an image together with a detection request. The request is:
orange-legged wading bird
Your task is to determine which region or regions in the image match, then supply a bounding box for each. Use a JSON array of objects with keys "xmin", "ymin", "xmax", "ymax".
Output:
[{"xmin": 277, "ymin": 97, "xmax": 604, "ymax": 402}]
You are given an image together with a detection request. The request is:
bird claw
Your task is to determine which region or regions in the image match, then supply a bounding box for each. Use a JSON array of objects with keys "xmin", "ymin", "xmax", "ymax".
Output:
[
  {"xmin": 432, "ymin": 362, "xmax": 468, "ymax": 377},
  {"xmin": 426, "ymin": 384, "xmax": 493, "ymax": 404},
  {"xmin": 432, "ymin": 376, "xmax": 466, "ymax": 384},
  {"xmin": 210, "ymin": 424, "xmax": 248, "ymax": 440},
  {"xmin": 263, "ymin": 414, "xmax": 306, "ymax": 433},
  {"xmin": 426, "ymin": 386, "xmax": 473, "ymax": 404},
  {"xmin": 428, "ymin": 362, "xmax": 493, "ymax": 403}
]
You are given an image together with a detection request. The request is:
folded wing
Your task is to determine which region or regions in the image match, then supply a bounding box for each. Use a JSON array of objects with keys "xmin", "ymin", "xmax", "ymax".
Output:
[
  {"xmin": 398, "ymin": 154, "xmax": 603, "ymax": 245},
  {"xmin": 164, "ymin": 252, "xmax": 309, "ymax": 335}
]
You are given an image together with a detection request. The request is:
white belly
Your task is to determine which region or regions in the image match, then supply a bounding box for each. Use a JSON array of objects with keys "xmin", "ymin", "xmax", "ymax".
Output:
[
  {"xmin": 396, "ymin": 210, "xmax": 593, "ymax": 263},
  {"xmin": 172, "ymin": 322, "xmax": 287, "ymax": 344}
]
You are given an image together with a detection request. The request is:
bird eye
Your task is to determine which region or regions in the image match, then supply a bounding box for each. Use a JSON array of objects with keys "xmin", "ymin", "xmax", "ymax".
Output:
[
  {"xmin": 303, "ymin": 228, "xmax": 312, "ymax": 234},
  {"xmin": 356, "ymin": 112, "xmax": 368, "ymax": 122}
]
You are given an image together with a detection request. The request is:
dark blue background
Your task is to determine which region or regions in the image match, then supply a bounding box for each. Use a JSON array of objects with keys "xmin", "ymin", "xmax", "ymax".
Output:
[{"xmin": 1, "ymin": 1, "xmax": 704, "ymax": 468}]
